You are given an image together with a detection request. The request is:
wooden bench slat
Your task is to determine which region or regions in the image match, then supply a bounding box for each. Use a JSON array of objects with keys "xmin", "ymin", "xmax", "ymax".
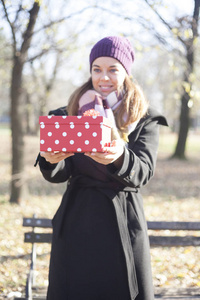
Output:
[
  {"xmin": 24, "ymin": 232, "xmax": 52, "ymax": 243},
  {"xmin": 23, "ymin": 218, "xmax": 52, "ymax": 228},
  {"xmin": 24, "ymin": 232, "xmax": 200, "ymax": 247},
  {"xmin": 23, "ymin": 218, "xmax": 200, "ymax": 231},
  {"xmin": 147, "ymin": 221, "xmax": 200, "ymax": 231},
  {"xmin": 149, "ymin": 235, "xmax": 200, "ymax": 247},
  {"xmin": 154, "ymin": 287, "xmax": 200, "ymax": 296},
  {"xmin": 14, "ymin": 295, "xmax": 47, "ymax": 300}
]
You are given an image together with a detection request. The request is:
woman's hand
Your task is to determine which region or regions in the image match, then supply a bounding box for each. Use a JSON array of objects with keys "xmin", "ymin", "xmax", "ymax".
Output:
[
  {"xmin": 84, "ymin": 140, "xmax": 124, "ymax": 168},
  {"xmin": 40, "ymin": 151, "xmax": 74, "ymax": 164}
]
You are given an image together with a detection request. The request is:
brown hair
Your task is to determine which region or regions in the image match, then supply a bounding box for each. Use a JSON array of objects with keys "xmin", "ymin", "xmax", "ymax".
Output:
[
  {"xmin": 67, "ymin": 78, "xmax": 93, "ymax": 116},
  {"xmin": 67, "ymin": 75, "xmax": 148, "ymax": 134},
  {"xmin": 114, "ymin": 75, "xmax": 148, "ymax": 130}
]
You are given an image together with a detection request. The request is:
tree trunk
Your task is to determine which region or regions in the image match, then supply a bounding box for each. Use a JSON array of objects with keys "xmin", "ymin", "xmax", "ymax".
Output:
[
  {"xmin": 172, "ymin": 0, "xmax": 200, "ymax": 159},
  {"xmin": 173, "ymin": 47, "xmax": 193, "ymax": 159},
  {"xmin": 173, "ymin": 90, "xmax": 190, "ymax": 159},
  {"xmin": 173, "ymin": 53, "xmax": 193, "ymax": 159},
  {"xmin": 10, "ymin": 57, "xmax": 25, "ymax": 203},
  {"xmin": 10, "ymin": 1, "xmax": 40, "ymax": 203}
]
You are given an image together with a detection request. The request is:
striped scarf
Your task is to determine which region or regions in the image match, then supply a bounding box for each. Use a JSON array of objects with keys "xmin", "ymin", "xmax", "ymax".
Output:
[{"xmin": 78, "ymin": 90, "xmax": 138, "ymax": 141}]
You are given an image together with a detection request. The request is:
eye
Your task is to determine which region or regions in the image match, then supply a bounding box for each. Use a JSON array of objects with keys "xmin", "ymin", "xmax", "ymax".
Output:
[
  {"xmin": 110, "ymin": 68, "xmax": 118, "ymax": 73},
  {"xmin": 93, "ymin": 68, "xmax": 101, "ymax": 73}
]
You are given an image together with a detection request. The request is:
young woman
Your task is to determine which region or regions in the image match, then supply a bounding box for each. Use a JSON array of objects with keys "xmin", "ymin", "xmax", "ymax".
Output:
[{"xmin": 39, "ymin": 36, "xmax": 167, "ymax": 300}]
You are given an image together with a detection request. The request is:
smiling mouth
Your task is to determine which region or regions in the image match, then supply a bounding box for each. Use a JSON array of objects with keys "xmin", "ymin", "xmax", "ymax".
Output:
[{"xmin": 100, "ymin": 85, "xmax": 113, "ymax": 90}]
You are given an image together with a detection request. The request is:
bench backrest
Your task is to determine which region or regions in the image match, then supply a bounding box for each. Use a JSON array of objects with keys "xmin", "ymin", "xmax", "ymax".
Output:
[{"xmin": 23, "ymin": 218, "xmax": 200, "ymax": 247}]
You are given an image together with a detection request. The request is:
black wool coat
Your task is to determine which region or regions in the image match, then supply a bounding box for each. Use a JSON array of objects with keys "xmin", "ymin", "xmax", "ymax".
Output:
[{"xmin": 39, "ymin": 106, "xmax": 167, "ymax": 300}]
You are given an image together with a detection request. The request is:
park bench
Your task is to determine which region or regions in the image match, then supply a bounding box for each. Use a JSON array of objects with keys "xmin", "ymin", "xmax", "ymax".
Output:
[{"xmin": 14, "ymin": 216, "xmax": 200, "ymax": 300}]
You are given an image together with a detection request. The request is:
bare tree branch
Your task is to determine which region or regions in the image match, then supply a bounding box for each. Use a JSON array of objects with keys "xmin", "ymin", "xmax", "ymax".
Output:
[
  {"xmin": 192, "ymin": 0, "xmax": 200, "ymax": 37},
  {"xmin": 143, "ymin": 0, "xmax": 185, "ymax": 45},
  {"xmin": 33, "ymin": 5, "xmax": 94, "ymax": 36},
  {"xmin": 46, "ymin": 52, "xmax": 61, "ymax": 92},
  {"xmin": 93, "ymin": 4, "xmax": 133, "ymax": 20},
  {"xmin": 27, "ymin": 48, "xmax": 50, "ymax": 62},
  {"xmin": 20, "ymin": 2, "xmax": 40, "ymax": 58},
  {"xmin": 13, "ymin": 2, "xmax": 23, "ymax": 25},
  {"xmin": 28, "ymin": 10, "xmax": 96, "ymax": 62},
  {"xmin": 0, "ymin": 0, "xmax": 17, "ymax": 53}
]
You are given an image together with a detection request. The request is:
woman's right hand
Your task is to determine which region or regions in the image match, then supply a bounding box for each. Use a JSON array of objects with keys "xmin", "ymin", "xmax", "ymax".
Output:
[{"xmin": 40, "ymin": 151, "xmax": 74, "ymax": 164}]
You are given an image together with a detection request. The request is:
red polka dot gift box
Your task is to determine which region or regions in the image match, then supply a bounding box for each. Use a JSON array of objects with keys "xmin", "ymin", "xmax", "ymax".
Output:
[{"xmin": 39, "ymin": 115, "xmax": 112, "ymax": 152}]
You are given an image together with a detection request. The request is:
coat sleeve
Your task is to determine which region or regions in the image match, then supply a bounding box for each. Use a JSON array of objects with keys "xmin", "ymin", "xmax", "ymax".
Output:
[
  {"xmin": 39, "ymin": 156, "xmax": 72, "ymax": 183},
  {"xmin": 107, "ymin": 117, "xmax": 161, "ymax": 188}
]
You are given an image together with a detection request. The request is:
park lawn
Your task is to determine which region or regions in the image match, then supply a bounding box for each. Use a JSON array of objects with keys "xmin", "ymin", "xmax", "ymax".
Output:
[{"xmin": 0, "ymin": 128, "xmax": 200, "ymax": 296}]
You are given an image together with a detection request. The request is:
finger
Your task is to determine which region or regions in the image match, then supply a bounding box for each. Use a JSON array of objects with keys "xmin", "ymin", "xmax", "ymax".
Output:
[
  {"xmin": 102, "ymin": 147, "xmax": 118, "ymax": 154},
  {"xmin": 52, "ymin": 152, "xmax": 74, "ymax": 160},
  {"xmin": 62, "ymin": 152, "xmax": 74, "ymax": 158},
  {"xmin": 40, "ymin": 151, "xmax": 52, "ymax": 157},
  {"xmin": 85, "ymin": 152, "xmax": 116, "ymax": 164},
  {"xmin": 40, "ymin": 151, "xmax": 74, "ymax": 163}
]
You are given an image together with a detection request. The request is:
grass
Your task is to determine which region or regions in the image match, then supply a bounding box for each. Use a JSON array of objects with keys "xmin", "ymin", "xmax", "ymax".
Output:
[
  {"xmin": 158, "ymin": 129, "xmax": 200, "ymax": 157},
  {"xmin": 0, "ymin": 126, "xmax": 200, "ymax": 297}
]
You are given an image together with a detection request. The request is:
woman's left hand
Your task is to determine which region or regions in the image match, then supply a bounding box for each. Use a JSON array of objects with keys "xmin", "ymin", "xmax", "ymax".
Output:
[{"xmin": 84, "ymin": 140, "xmax": 124, "ymax": 168}]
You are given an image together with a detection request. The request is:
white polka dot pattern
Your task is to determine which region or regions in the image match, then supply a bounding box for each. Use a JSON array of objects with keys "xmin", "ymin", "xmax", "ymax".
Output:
[
  {"xmin": 85, "ymin": 122, "xmax": 90, "ymax": 129},
  {"xmin": 39, "ymin": 115, "xmax": 111, "ymax": 153},
  {"xmin": 40, "ymin": 122, "xmax": 45, "ymax": 129},
  {"xmin": 55, "ymin": 123, "xmax": 60, "ymax": 129},
  {"xmin": 70, "ymin": 122, "xmax": 75, "ymax": 129}
]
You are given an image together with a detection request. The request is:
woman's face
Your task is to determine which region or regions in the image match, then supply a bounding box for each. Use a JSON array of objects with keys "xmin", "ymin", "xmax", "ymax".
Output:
[{"xmin": 91, "ymin": 57, "xmax": 126, "ymax": 98}]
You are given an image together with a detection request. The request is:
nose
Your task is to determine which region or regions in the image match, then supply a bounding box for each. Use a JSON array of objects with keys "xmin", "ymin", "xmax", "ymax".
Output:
[{"xmin": 101, "ymin": 72, "xmax": 109, "ymax": 81}]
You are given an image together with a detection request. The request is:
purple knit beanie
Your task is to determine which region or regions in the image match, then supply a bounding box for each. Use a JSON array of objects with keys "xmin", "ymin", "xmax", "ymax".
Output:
[{"xmin": 89, "ymin": 36, "xmax": 134, "ymax": 75}]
